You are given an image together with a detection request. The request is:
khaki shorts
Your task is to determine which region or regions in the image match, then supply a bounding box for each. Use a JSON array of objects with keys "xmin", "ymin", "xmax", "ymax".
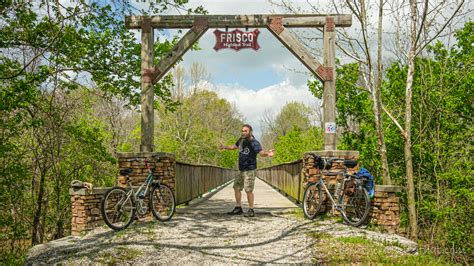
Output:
[{"xmin": 233, "ymin": 170, "xmax": 256, "ymax": 192}]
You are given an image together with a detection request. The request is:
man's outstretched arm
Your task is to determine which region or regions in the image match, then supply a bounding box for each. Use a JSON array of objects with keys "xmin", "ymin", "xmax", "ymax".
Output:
[
  {"xmin": 219, "ymin": 144, "xmax": 238, "ymax": 151},
  {"xmin": 259, "ymin": 149, "xmax": 275, "ymax": 157}
]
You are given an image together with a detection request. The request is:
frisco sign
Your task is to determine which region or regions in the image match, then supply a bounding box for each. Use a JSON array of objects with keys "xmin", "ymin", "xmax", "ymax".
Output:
[{"xmin": 213, "ymin": 29, "xmax": 260, "ymax": 51}]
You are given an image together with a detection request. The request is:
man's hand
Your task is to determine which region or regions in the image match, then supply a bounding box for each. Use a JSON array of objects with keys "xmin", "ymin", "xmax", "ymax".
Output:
[
  {"xmin": 267, "ymin": 149, "xmax": 275, "ymax": 157},
  {"xmin": 218, "ymin": 144, "xmax": 226, "ymax": 151},
  {"xmin": 260, "ymin": 149, "xmax": 275, "ymax": 157}
]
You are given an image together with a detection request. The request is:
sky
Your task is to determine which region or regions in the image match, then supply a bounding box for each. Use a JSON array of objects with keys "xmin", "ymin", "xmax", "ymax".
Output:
[{"xmin": 155, "ymin": 0, "xmax": 324, "ymax": 139}]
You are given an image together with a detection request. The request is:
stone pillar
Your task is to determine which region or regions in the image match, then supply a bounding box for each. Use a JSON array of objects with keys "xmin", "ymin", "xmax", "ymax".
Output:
[
  {"xmin": 301, "ymin": 150, "xmax": 402, "ymax": 232},
  {"xmin": 116, "ymin": 152, "xmax": 176, "ymax": 192},
  {"xmin": 69, "ymin": 152, "xmax": 176, "ymax": 236},
  {"xmin": 372, "ymin": 185, "xmax": 402, "ymax": 233},
  {"xmin": 70, "ymin": 187, "xmax": 109, "ymax": 236},
  {"xmin": 303, "ymin": 150, "xmax": 359, "ymax": 212}
]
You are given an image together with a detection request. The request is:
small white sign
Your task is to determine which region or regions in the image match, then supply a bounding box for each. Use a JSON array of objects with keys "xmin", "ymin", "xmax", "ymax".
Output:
[{"xmin": 325, "ymin": 122, "xmax": 336, "ymax": 134}]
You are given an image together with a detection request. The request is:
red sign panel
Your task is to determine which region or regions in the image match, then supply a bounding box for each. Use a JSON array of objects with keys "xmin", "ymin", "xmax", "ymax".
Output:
[{"xmin": 213, "ymin": 29, "xmax": 260, "ymax": 51}]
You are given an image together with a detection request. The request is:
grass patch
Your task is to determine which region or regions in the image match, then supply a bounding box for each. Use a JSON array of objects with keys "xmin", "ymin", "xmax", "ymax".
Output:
[
  {"xmin": 287, "ymin": 208, "xmax": 305, "ymax": 219},
  {"xmin": 338, "ymin": 236, "xmax": 373, "ymax": 245},
  {"xmin": 112, "ymin": 229, "xmax": 128, "ymax": 239},
  {"xmin": 308, "ymin": 233, "xmax": 450, "ymax": 264},
  {"xmin": 306, "ymin": 231, "xmax": 332, "ymax": 240},
  {"xmin": 97, "ymin": 246, "xmax": 143, "ymax": 264},
  {"xmin": 176, "ymin": 203, "xmax": 187, "ymax": 209}
]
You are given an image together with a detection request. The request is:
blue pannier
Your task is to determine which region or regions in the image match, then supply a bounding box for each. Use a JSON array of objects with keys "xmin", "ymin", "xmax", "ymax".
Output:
[{"xmin": 355, "ymin": 167, "xmax": 375, "ymax": 198}]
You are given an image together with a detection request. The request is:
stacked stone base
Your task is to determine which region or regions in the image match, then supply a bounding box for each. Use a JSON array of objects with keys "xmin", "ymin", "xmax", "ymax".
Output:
[
  {"xmin": 69, "ymin": 152, "xmax": 176, "ymax": 236},
  {"xmin": 303, "ymin": 150, "xmax": 359, "ymax": 212},
  {"xmin": 117, "ymin": 152, "xmax": 176, "ymax": 191},
  {"xmin": 372, "ymin": 185, "xmax": 402, "ymax": 233},
  {"xmin": 303, "ymin": 150, "xmax": 403, "ymax": 233},
  {"xmin": 70, "ymin": 188, "xmax": 109, "ymax": 235}
]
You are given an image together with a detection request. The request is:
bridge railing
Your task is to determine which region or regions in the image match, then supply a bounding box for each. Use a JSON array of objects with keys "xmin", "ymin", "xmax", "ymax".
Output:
[
  {"xmin": 175, "ymin": 162, "xmax": 238, "ymax": 205},
  {"xmin": 257, "ymin": 159, "xmax": 304, "ymax": 203}
]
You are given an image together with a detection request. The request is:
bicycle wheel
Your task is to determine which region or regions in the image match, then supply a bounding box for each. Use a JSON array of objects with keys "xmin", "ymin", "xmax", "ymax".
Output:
[
  {"xmin": 150, "ymin": 184, "xmax": 176, "ymax": 222},
  {"xmin": 101, "ymin": 187, "xmax": 135, "ymax": 231},
  {"xmin": 302, "ymin": 183, "xmax": 322, "ymax": 219},
  {"xmin": 340, "ymin": 184, "xmax": 371, "ymax": 227}
]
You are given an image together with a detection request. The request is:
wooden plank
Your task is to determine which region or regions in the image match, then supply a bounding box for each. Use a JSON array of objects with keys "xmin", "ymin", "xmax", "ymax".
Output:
[
  {"xmin": 199, "ymin": 167, "xmax": 205, "ymax": 195},
  {"xmin": 140, "ymin": 19, "xmax": 154, "ymax": 152},
  {"xmin": 175, "ymin": 164, "xmax": 182, "ymax": 204},
  {"xmin": 152, "ymin": 24, "xmax": 208, "ymax": 84},
  {"xmin": 125, "ymin": 15, "xmax": 352, "ymax": 29},
  {"xmin": 267, "ymin": 22, "xmax": 327, "ymax": 82}
]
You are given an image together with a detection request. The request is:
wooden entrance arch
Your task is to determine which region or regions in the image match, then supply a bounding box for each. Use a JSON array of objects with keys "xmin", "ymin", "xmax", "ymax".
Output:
[{"xmin": 125, "ymin": 14, "xmax": 352, "ymax": 152}]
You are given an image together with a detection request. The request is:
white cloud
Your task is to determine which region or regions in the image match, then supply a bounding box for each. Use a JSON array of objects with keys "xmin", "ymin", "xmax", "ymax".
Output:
[{"xmin": 206, "ymin": 79, "xmax": 320, "ymax": 139}]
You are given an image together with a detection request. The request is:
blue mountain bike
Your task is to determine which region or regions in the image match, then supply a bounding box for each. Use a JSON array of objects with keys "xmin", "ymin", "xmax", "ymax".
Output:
[{"xmin": 100, "ymin": 159, "xmax": 176, "ymax": 231}]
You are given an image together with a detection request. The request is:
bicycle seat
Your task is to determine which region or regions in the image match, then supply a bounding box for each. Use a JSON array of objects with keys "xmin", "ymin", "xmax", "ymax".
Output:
[
  {"xmin": 119, "ymin": 168, "xmax": 133, "ymax": 176},
  {"xmin": 343, "ymin": 160, "xmax": 358, "ymax": 168}
]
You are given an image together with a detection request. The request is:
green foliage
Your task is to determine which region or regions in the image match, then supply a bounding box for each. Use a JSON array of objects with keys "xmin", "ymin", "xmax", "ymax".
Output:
[
  {"xmin": 309, "ymin": 63, "xmax": 383, "ymax": 180},
  {"xmin": 0, "ymin": 0, "xmax": 206, "ymax": 263},
  {"xmin": 273, "ymin": 126, "xmax": 323, "ymax": 164},
  {"xmin": 306, "ymin": 22, "xmax": 473, "ymax": 263},
  {"xmin": 314, "ymin": 22, "xmax": 472, "ymax": 263},
  {"xmin": 260, "ymin": 101, "xmax": 321, "ymax": 166},
  {"xmin": 154, "ymin": 90, "xmax": 242, "ymax": 168},
  {"xmin": 273, "ymin": 102, "xmax": 313, "ymax": 136}
]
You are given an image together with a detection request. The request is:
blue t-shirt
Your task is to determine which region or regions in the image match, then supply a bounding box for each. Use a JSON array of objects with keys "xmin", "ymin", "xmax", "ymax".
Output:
[{"xmin": 235, "ymin": 137, "xmax": 262, "ymax": 171}]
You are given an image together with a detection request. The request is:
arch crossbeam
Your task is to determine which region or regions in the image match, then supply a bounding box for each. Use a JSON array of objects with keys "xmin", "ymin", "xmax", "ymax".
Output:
[{"xmin": 125, "ymin": 14, "xmax": 351, "ymax": 29}]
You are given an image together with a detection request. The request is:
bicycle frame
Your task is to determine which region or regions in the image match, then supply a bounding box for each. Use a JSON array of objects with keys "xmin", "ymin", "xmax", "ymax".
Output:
[
  {"xmin": 120, "ymin": 161, "xmax": 156, "ymax": 211},
  {"xmin": 310, "ymin": 174, "xmax": 345, "ymax": 210},
  {"xmin": 101, "ymin": 158, "xmax": 176, "ymax": 231}
]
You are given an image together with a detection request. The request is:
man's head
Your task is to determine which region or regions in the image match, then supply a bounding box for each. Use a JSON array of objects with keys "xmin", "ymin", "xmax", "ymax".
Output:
[{"xmin": 241, "ymin": 124, "xmax": 253, "ymax": 139}]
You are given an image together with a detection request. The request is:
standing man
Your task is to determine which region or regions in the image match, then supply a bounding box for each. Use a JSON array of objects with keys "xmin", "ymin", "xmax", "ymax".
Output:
[{"xmin": 219, "ymin": 124, "xmax": 274, "ymax": 217}]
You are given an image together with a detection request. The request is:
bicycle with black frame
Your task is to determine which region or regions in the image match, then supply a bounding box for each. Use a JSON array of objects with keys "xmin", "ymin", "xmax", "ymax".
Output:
[
  {"xmin": 302, "ymin": 156, "xmax": 371, "ymax": 227},
  {"xmin": 100, "ymin": 158, "xmax": 176, "ymax": 231}
]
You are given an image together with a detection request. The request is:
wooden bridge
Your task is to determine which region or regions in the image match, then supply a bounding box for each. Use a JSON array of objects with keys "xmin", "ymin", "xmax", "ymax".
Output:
[
  {"xmin": 69, "ymin": 151, "xmax": 401, "ymax": 236},
  {"xmin": 31, "ymin": 153, "xmax": 406, "ymax": 264}
]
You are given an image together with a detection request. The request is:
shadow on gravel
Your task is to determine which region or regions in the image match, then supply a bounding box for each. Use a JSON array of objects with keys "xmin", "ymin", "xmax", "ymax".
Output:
[
  {"xmin": 27, "ymin": 212, "xmax": 315, "ymax": 265},
  {"xmin": 27, "ymin": 181, "xmax": 311, "ymax": 265}
]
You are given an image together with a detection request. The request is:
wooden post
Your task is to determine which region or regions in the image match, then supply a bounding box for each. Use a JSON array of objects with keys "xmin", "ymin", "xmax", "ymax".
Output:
[
  {"xmin": 140, "ymin": 17, "xmax": 154, "ymax": 152},
  {"xmin": 323, "ymin": 17, "xmax": 337, "ymax": 150}
]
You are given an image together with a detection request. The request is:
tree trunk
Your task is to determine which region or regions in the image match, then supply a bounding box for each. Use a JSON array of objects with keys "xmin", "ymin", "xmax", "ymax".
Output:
[
  {"xmin": 54, "ymin": 181, "xmax": 64, "ymax": 239},
  {"xmin": 374, "ymin": 0, "xmax": 392, "ymax": 185},
  {"xmin": 31, "ymin": 169, "xmax": 46, "ymax": 245},
  {"xmin": 405, "ymin": 0, "xmax": 418, "ymax": 240}
]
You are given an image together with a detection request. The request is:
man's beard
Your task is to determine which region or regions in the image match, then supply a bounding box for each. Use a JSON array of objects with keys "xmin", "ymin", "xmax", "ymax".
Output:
[{"xmin": 241, "ymin": 134, "xmax": 251, "ymax": 140}]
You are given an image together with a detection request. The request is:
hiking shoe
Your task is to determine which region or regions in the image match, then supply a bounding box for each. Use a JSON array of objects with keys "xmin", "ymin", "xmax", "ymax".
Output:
[
  {"xmin": 244, "ymin": 208, "xmax": 255, "ymax": 217},
  {"xmin": 227, "ymin": 206, "xmax": 243, "ymax": 215}
]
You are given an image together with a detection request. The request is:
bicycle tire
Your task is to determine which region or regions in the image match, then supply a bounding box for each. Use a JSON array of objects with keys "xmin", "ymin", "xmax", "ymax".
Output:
[
  {"xmin": 302, "ymin": 183, "xmax": 322, "ymax": 219},
  {"xmin": 100, "ymin": 187, "xmax": 136, "ymax": 231},
  {"xmin": 150, "ymin": 184, "xmax": 176, "ymax": 222},
  {"xmin": 340, "ymin": 185, "xmax": 371, "ymax": 227}
]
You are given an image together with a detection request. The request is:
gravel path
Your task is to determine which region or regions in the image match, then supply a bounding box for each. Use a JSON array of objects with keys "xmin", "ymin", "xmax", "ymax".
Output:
[
  {"xmin": 26, "ymin": 179, "xmax": 417, "ymax": 264},
  {"xmin": 27, "ymin": 179, "xmax": 317, "ymax": 264}
]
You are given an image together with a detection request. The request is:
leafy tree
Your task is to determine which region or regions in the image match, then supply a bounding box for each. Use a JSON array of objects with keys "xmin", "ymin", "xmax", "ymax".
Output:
[
  {"xmin": 272, "ymin": 126, "xmax": 323, "ymax": 164},
  {"xmin": 308, "ymin": 22, "xmax": 472, "ymax": 262},
  {"xmin": 155, "ymin": 90, "xmax": 243, "ymax": 168},
  {"xmin": 0, "ymin": 0, "xmax": 205, "ymax": 263}
]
